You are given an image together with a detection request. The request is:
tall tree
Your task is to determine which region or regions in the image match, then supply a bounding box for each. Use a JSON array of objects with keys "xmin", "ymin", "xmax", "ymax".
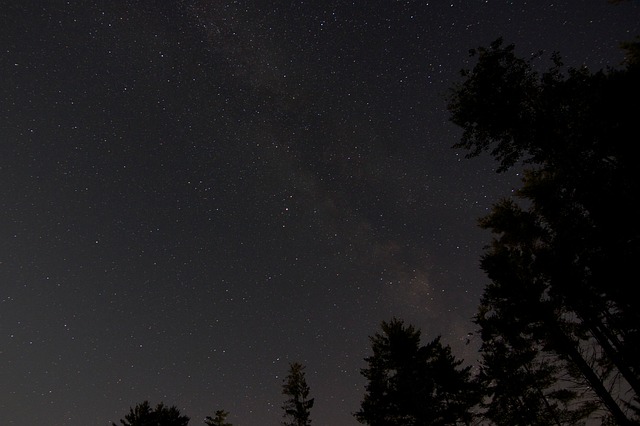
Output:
[
  {"xmin": 474, "ymin": 203, "xmax": 599, "ymax": 425},
  {"xmin": 113, "ymin": 400, "xmax": 190, "ymax": 426},
  {"xmin": 356, "ymin": 318, "xmax": 479, "ymax": 426},
  {"xmin": 448, "ymin": 37, "xmax": 640, "ymax": 424},
  {"xmin": 204, "ymin": 409, "xmax": 232, "ymax": 426},
  {"xmin": 282, "ymin": 362, "xmax": 314, "ymax": 426}
]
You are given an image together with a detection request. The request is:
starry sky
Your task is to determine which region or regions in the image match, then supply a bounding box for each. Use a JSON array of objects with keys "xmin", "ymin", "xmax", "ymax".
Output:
[{"xmin": 1, "ymin": 1, "xmax": 638, "ymax": 425}]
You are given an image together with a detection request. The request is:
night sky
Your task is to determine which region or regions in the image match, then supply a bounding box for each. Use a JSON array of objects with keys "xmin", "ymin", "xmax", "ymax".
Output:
[{"xmin": 2, "ymin": 1, "xmax": 639, "ymax": 425}]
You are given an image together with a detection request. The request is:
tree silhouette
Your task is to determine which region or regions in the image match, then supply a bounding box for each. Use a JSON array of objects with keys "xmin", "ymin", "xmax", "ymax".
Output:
[
  {"xmin": 282, "ymin": 362, "xmax": 314, "ymax": 426},
  {"xmin": 449, "ymin": 37, "xmax": 640, "ymax": 424},
  {"xmin": 204, "ymin": 409, "xmax": 232, "ymax": 426},
  {"xmin": 356, "ymin": 318, "xmax": 479, "ymax": 426},
  {"xmin": 474, "ymin": 205, "xmax": 598, "ymax": 425},
  {"xmin": 113, "ymin": 400, "xmax": 190, "ymax": 426}
]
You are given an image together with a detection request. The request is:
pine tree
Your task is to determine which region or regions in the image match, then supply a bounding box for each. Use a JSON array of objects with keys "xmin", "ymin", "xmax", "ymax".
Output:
[
  {"xmin": 204, "ymin": 409, "xmax": 232, "ymax": 426},
  {"xmin": 356, "ymin": 318, "xmax": 479, "ymax": 426},
  {"xmin": 282, "ymin": 362, "xmax": 314, "ymax": 426}
]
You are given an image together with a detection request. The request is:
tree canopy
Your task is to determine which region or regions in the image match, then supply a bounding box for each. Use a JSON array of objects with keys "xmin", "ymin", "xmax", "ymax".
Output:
[
  {"xmin": 449, "ymin": 37, "xmax": 640, "ymax": 424},
  {"xmin": 113, "ymin": 401, "xmax": 190, "ymax": 426},
  {"xmin": 356, "ymin": 318, "xmax": 479, "ymax": 425}
]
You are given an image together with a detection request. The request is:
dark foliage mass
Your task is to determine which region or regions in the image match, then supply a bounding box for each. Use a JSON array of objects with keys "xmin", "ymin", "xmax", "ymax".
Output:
[
  {"xmin": 114, "ymin": 30, "xmax": 640, "ymax": 426},
  {"xmin": 355, "ymin": 319, "xmax": 479, "ymax": 425},
  {"xmin": 449, "ymin": 36, "xmax": 640, "ymax": 424},
  {"xmin": 204, "ymin": 410, "xmax": 233, "ymax": 426},
  {"xmin": 113, "ymin": 401, "xmax": 190, "ymax": 426},
  {"xmin": 281, "ymin": 362, "xmax": 315, "ymax": 426}
]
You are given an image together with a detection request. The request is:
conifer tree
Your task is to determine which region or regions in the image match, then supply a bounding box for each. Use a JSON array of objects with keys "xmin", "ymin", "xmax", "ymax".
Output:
[
  {"xmin": 282, "ymin": 362, "xmax": 314, "ymax": 426},
  {"xmin": 204, "ymin": 409, "xmax": 232, "ymax": 426},
  {"xmin": 448, "ymin": 36, "xmax": 640, "ymax": 424},
  {"xmin": 356, "ymin": 318, "xmax": 479, "ymax": 425}
]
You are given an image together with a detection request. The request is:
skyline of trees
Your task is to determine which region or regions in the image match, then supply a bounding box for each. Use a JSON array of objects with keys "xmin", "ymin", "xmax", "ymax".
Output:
[
  {"xmin": 113, "ymin": 401, "xmax": 190, "ymax": 426},
  {"xmin": 112, "ymin": 19, "xmax": 640, "ymax": 426}
]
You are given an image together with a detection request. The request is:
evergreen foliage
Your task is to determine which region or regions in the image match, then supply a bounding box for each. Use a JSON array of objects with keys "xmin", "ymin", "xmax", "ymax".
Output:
[
  {"xmin": 205, "ymin": 409, "xmax": 233, "ymax": 426},
  {"xmin": 113, "ymin": 400, "xmax": 190, "ymax": 426},
  {"xmin": 355, "ymin": 318, "xmax": 479, "ymax": 425},
  {"xmin": 282, "ymin": 362, "xmax": 314, "ymax": 426},
  {"xmin": 449, "ymin": 36, "xmax": 640, "ymax": 424}
]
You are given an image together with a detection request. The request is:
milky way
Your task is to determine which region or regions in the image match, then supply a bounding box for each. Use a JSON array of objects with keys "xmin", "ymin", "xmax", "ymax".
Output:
[{"xmin": 1, "ymin": 1, "xmax": 638, "ymax": 424}]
